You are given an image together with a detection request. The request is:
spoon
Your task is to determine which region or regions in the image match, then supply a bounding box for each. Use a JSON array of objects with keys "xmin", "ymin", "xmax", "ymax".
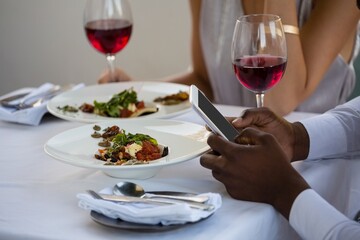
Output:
[{"xmin": 113, "ymin": 181, "xmax": 209, "ymax": 203}]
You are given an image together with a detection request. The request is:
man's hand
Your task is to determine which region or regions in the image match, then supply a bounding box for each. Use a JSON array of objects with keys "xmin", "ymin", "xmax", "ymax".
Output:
[
  {"xmin": 231, "ymin": 107, "xmax": 309, "ymax": 161},
  {"xmin": 200, "ymin": 129, "xmax": 310, "ymax": 219}
]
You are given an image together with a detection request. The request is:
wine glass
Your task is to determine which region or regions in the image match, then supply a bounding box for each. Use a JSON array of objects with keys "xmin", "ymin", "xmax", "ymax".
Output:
[
  {"xmin": 231, "ymin": 14, "xmax": 287, "ymax": 107},
  {"xmin": 84, "ymin": 0, "xmax": 133, "ymax": 82}
]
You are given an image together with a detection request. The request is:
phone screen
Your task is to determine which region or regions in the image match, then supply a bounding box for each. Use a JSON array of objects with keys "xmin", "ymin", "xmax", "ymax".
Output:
[{"xmin": 197, "ymin": 89, "xmax": 239, "ymax": 141}]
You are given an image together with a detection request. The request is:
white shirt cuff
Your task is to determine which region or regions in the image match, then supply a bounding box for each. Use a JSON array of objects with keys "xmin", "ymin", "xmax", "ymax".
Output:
[
  {"xmin": 300, "ymin": 114, "xmax": 347, "ymax": 159},
  {"xmin": 289, "ymin": 189, "xmax": 349, "ymax": 240}
]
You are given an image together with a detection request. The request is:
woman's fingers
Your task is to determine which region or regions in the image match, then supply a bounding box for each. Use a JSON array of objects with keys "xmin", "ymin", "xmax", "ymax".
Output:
[{"xmin": 98, "ymin": 68, "xmax": 132, "ymax": 84}]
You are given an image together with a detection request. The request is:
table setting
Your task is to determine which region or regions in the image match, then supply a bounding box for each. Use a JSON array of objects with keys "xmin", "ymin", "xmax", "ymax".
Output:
[
  {"xmin": 0, "ymin": 51, "xmax": 358, "ymax": 240},
  {"xmin": 1, "ymin": 81, "xmax": 360, "ymax": 239},
  {"xmin": 1, "ymin": 0, "xmax": 360, "ymax": 239},
  {"xmin": 0, "ymin": 78, "xmax": 228, "ymax": 232},
  {"xmin": 79, "ymin": 188, "xmax": 221, "ymax": 226},
  {"xmin": 0, "ymin": 83, "xmax": 85, "ymax": 125}
]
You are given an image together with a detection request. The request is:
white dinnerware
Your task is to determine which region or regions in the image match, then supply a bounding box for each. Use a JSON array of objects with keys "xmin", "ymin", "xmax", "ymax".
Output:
[
  {"xmin": 44, "ymin": 119, "xmax": 209, "ymax": 179},
  {"xmin": 47, "ymin": 81, "xmax": 191, "ymax": 123}
]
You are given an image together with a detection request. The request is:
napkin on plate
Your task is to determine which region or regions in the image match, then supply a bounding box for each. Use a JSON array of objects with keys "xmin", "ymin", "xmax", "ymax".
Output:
[
  {"xmin": 77, "ymin": 189, "xmax": 222, "ymax": 226},
  {"xmin": 0, "ymin": 83, "xmax": 84, "ymax": 126}
]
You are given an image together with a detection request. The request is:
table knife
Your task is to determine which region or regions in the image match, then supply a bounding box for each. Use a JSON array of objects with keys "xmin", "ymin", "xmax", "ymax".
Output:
[{"xmin": 98, "ymin": 193, "xmax": 215, "ymax": 211}]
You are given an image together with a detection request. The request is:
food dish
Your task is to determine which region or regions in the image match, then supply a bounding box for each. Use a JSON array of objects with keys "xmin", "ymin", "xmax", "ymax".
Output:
[
  {"xmin": 77, "ymin": 88, "xmax": 158, "ymax": 118},
  {"xmin": 44, "ymin": 119, "xmax": 210, "ymax": 179},
  {"xmin": 47, "ymin": 82, "xmax": 191, "ymax": 123}
]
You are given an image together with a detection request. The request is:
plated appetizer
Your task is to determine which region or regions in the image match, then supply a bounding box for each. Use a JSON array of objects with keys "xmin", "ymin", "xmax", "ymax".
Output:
[
  {"xmin": 57, "ymin": 88, "xmax": 158, "ymax": 118},
  {"xmin": 92, "ymin": 125, "xmax": 168, "ymax": 166},
  {"xmin": 153, "ymin": 91, "xmax": 189, "ymax": 105},
  {"xmin": 80, "ymin": 88, "xmax": 158, "ymax": 118}
]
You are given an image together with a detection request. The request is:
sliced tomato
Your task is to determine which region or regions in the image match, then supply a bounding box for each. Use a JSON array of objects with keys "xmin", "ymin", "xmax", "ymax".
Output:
[
  {"xmin": 136, "ymin": 141, "xmax": 161, "ymax": 161},
  {"xmin": 136, "ymin": 101, "xmax": 145, "ymax": 109},
  {"xmin": 120, "ymin": 108, "xmax": 133, "ymax": 118}
]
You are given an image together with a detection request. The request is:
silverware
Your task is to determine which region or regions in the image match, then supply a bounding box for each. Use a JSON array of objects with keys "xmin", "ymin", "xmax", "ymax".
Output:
[
  {"xmin": 87, "ymin": 190, "xmax": 215, "ymax": 211},
  {"xmin": 354, "ymin": 210, "xmax": 360, "ymax": 223},
  {"xmin": 113, "ymin": 181, "xmax": 209, "ymax": 203},
  {"xmin": 1, "ymin": 84, "xmax": 72, "ymax": 110},
  {"xmin": 1, "ymin": 85, "xmax": 60, "ymax": 109},
  {"xmin": 0, "ymin": 92, "xmax": 30, "ymax": 105}
]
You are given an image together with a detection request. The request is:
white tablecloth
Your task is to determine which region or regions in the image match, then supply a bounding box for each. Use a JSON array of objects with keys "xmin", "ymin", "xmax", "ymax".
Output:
[{"xmin": 0, "ymin": 105, "xmax": 359, "ymax": 240}]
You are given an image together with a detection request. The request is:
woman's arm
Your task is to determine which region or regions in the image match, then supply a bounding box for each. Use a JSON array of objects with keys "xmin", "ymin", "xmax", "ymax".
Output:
[
  {"xmin": 162, "ymin": 0, "xmax": 213, "ymax": 99},
  {"xmin": 99, "ymin": 0, "xmax": 213, "ymax": 99},
  {"xmin": 244, "ymin": 0, "xmax": 360, "ymax": 115}
]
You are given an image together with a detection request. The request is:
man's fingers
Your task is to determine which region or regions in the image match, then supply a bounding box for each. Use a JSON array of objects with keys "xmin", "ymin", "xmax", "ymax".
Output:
[
  {"xmin": 200, "ymin": 152, "xmax": 224, "ymax": 172},
  {"xmin": 232, "ymin": 107, "xmax": 273, "ymax": 128},
  {"xmin": 206, "ymin": 134, "xmax": 239, "ymax": 158},
  {"xmin": 200, "ymin": 153, "xmax": 228, "ymax": 184},
  {"xmin": 235, "ymin": 127, "xmax": 275, "ymax": 146}
]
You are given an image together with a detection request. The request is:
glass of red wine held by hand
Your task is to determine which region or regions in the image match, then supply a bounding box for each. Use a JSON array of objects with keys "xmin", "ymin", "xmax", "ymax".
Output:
[
  {"xmin": 84, "ymin": 0, "xmax": 132, "ymax": 82},
  {"xmin": 231, "ymin": 14, "xmax": 287, "ymax": 107}
]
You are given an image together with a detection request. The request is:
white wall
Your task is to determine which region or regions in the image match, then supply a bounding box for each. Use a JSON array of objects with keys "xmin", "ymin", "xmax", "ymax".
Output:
[{"xmin": 0, "ymin": 0, "xmax": 191, "ymax": 95}]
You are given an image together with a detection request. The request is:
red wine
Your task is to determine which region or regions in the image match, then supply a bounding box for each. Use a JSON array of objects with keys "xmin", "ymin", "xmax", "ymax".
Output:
[
  {"xmin": 85, "ymin": 19, "xmax": 132, "ymax": 55},
  {"xmin": 233, "ymin": 56, "xmax": 287, "ymax": 92}
]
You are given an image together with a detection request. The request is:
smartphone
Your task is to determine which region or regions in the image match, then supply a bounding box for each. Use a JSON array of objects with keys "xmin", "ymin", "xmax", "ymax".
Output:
[{"xmin": 189, "ymin": 85, "xmax": 239, "ymax": 141}]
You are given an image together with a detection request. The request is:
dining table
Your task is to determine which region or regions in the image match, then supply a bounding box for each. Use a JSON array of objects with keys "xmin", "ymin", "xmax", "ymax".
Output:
[{"xmin": 1, "ymin": 103, "xmax": 359, "ymax": 240}]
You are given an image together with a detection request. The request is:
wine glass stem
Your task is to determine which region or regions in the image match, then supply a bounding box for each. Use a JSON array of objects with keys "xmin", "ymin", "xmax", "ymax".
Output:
[
  {"xmin": 255, "ymin": 93, "xmax": 265, "ymax": 108},
  {"xmin": 106, "ymin": 55, "xmax": 116, "ymax": 82}
]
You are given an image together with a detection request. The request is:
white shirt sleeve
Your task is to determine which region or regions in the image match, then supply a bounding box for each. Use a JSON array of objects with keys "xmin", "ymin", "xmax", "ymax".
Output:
[
  {"xmin": 300, "ymin": 97, "xmax": 360, "ymax": 159},
  {"xmin": 289, "ymin": 189, "xmax": 360, "ymax": 240}
]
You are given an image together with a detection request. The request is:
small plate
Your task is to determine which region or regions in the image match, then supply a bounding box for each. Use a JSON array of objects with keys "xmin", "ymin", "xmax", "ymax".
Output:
[
  {"xmin": 44, "ymin": 119, "xmax": 210, "ymax": 179},
  {"xmin": 88, "ymin": 182, "xmax": 213, "ymax": 231},
  {"xmin": 47, "ymin": 81, "xmax": 191, "ymax": 123},
  {"xmin": 90, "ymin": 211, "xmax": 186, "ymax": 231}
]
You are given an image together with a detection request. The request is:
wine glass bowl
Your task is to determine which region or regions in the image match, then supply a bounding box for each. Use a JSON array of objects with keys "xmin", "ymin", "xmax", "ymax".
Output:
[
  {"xmin": 231, "ymin": 14, "xmax": 287, "ymax": 107},
  {"xmin": 84, "ymin": 0, "xmax": 133, "ymax": 82},
  {"xmin": 84, "ymin": 19, "xmax": 132, "ymax": 55}
]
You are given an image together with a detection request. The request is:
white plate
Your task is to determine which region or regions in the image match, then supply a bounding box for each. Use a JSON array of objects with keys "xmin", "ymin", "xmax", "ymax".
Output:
[
  {"xmin": 47, "ymin": 82, "xmax": 191, "ymax": 123},
  {"xmin": 90, "ymin": 182, "xmax": 206, "ymax": 231},
  {"xmin": 44, "ymin": 119, "xmax": 210, "ymax": 179},
  {"xmin": 89, "ymin": 210, "xmax": 207, "ymax": 231}
]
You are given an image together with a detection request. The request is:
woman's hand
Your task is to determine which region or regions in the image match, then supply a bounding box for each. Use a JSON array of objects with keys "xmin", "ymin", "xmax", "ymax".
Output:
[{"xmin": 98, "ymin": 68, "xmax": 132, "ymax": 84}]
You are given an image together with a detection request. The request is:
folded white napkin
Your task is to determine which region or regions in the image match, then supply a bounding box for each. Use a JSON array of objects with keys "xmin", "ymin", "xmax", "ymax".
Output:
[
  {"xmin": 0, "ymin": 83, "xmax": 84, "ymax": 126},
  {"xmin": 77, "ymin": 189, "xmax": 222, "ymax": 226}
]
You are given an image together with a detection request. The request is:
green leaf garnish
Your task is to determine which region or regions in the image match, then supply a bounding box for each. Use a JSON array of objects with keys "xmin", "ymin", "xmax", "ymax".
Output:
[{"xmin": 93, "ymin": 88, "xmax": 138, "ymax": 117}]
